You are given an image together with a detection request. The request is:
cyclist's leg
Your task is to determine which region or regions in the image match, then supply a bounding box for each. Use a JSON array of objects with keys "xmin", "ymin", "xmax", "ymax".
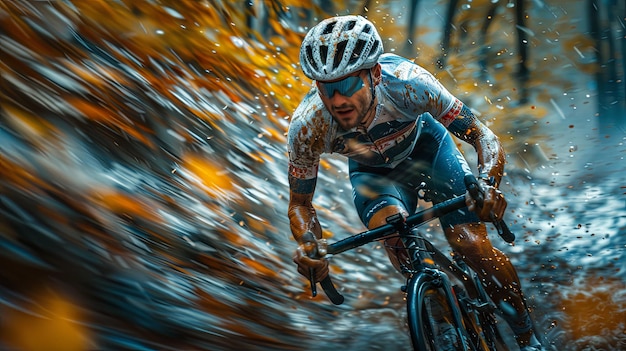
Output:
[
  {"xmin": 421, "ymin": 117, "xmax": 539, "ymax": 348},
  {"xmin": 349, "ymin": 161, "xmax": 418, "ymax": 273}
]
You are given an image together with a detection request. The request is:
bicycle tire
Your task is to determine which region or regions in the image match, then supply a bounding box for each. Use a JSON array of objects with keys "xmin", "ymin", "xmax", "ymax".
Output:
[{"xmin": 406, "ymin": 273, "xmax": 467, "ymax": 351}]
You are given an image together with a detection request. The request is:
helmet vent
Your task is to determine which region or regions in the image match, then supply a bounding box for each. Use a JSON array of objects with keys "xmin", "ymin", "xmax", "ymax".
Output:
[
  {"xmin": 305, "ymin": 45, "xmax": 318, "ymax": 71},
  {"xmin": 349, "ymin": 39, "xmax": 366, "ymax": 65},
  {"xmin": 320, "ymin": 45, "xmax": 328, "ymax": 65},
  {"xmin": 369, "ymin": 40, "xmax": 380, "ymax": 58},
  {"xmin": 322, "ymin": 22, "xmax": 336, "ymax": 34},
  {"xmin": 344, "ymin": 20, "xmax": 356, "ymax": 31},
  {"xmin": 333, "ymin": 40, "xmax": 347, "ymax": 69}
]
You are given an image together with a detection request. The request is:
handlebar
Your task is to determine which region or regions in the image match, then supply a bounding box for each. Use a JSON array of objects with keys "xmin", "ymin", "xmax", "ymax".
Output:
[{"xmin": 312, "ymin": 174, "xmax": 515, "ymax": 305}]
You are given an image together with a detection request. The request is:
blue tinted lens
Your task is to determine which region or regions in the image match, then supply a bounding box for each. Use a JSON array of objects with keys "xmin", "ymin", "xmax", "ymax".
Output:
[{"xmin": 319, "ymin": 75, "xmax": 364, "ymax": 97}]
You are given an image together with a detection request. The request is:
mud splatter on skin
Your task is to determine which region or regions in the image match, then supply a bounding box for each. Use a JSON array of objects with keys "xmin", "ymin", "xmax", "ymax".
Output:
[{"xmin": 291, "ymin": 104, "xmax": 330, "ymax": 165}]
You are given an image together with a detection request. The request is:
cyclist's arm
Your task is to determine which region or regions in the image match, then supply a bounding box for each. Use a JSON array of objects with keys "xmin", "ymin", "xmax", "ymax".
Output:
[
  {"xmin": 287, "ymin": 171, "xmax": 322, "ymax": 243},
  {"xmin": 395, "ymin": 61, "xmax": 505, "ymax": 185},
  {"xmin": 446, "ymin": 104, "xmax": 506, "ymax": 187},
  {"xmin": 288, "ymin": 169, "xmax": 330, "ymax": 283},
  {"xmin": 286, "ymin": 99, "xmax": 327, "ymax": 243}
]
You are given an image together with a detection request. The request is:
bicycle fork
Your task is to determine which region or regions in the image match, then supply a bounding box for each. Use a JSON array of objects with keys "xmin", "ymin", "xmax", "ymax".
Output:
[
  {"xmin": 409, "ymin": 268, "xmax": 472, "ymax": 350},
  {"xmin": 402, "ymin": 241, "xmax": 472, "ymax": 350}
]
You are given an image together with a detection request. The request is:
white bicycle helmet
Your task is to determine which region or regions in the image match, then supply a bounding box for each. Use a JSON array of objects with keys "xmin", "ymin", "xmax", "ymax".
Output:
[{"xmin": 300, "ymin": 15, "xmax": 383, "ymax": 81}]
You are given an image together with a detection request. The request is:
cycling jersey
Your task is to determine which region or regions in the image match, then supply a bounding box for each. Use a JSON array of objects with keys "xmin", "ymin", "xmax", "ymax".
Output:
[
  {"xmin": 349, "ymin": 113, "xmax": 478, "ymax": 228},
  {"xmin": 287, "ymin": 53, "xmax": 463, "ymax": 181}
]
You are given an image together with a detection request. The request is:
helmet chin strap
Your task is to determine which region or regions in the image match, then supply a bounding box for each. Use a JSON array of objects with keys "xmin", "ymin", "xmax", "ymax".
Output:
[{"xmin": 358, "ymin": 70, "xmax": 377, "ymax": 129}]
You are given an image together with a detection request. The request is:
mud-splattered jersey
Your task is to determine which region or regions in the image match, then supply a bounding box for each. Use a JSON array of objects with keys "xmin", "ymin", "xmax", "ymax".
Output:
[{"xmin": 287, "ymin": 53, "xmax": 463, "ymax": 181}]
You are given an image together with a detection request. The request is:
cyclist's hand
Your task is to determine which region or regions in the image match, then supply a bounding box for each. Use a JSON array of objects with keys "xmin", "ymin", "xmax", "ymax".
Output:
[
  {"xmin": 293, "ymin": 237, "xmax": 328, "ymax": 282},
  {"xmin": 466, "ymin": 179, "xmax": 507, "ymax": 222}
]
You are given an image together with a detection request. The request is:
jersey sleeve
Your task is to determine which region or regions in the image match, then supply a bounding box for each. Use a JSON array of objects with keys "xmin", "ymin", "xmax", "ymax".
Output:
[{"xmin": 380, "ymin": 54, "xmax": 463, "ymax": 127}]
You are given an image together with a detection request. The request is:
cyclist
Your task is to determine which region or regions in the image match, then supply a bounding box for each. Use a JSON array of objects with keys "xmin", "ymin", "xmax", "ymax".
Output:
[{"xmin": 287, "ymin": 15, "xmax": 544, "ymax": 351}]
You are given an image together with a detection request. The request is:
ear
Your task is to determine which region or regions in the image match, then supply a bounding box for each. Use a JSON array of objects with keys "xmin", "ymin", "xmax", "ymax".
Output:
[{"xmin": 372, "ymin": 64, "xmax": 382, "ymax": 85}]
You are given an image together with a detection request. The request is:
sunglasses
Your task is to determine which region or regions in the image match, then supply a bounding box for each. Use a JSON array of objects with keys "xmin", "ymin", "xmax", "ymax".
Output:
[{"xmin": 318, "ymin": 72, "xmax": 366, "ymax": 97}]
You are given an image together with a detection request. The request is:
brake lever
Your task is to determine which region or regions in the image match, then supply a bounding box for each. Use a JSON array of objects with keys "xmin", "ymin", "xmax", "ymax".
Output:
[
  {"xmin": 300, "ymin": 231, "xmax": 319, "ymax": 297},
  {"xmin": 463, "ymin": 175, "xmax": 515, "ymax": 243},
  {"xmin": 300, "ymin": 231, "xmax": 344, "ymax": 304}
]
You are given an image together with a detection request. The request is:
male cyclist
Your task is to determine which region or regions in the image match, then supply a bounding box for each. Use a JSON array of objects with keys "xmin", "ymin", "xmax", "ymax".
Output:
[{"xmin": 287, "ymin": 15, "xmax": 544, "ymax": 351}]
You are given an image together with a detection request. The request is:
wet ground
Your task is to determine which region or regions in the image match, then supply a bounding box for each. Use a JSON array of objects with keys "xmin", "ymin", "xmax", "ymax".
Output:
[{"xmin": 0, "ymin": 1, "xmax": 624, "ymax": 350}]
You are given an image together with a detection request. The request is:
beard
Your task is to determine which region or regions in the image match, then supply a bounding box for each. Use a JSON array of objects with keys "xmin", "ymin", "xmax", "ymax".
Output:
[{"xmin": 330, "ymin": 92, "xmax": 375, "ymax": 130}]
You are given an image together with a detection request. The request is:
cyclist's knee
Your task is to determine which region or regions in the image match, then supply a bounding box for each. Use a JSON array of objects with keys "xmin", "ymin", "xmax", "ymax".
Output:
[
  {"xmin": 367, "ymin": 204, "xmax": 408, "ymax": 229},
  {"xmin": 444, "ymin": 222, "xmax": 494, "ymax": 260}
]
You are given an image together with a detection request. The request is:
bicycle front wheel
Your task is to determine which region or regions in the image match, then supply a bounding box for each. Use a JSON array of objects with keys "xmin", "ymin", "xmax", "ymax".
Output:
[{"xmin": 406, "ymin": 273, "xmax": 466, "ymax": 351}]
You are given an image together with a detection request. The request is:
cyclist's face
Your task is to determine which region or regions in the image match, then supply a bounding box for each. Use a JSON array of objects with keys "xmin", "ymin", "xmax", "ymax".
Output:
[{"xmin": 317, "ymin": 67, "xmax": 378, "ymax": 130}]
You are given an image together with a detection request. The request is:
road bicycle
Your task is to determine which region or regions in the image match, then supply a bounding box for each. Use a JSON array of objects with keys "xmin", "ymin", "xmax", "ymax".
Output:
[{"xmin": 305, "ymin": 175, "xmax": 519, "ymax": 351}]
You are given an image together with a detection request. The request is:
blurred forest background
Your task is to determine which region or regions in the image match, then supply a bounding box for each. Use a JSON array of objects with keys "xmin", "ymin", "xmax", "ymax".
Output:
[{"xmin": 1, "ymin": 1, "xmax": 624, "ymax": 350}]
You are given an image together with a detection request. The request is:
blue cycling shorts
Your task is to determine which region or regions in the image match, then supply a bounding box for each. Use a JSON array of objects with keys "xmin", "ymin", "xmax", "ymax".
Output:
[{"xmin": 349, "ymin": 114, "xmax": 480, "ymax": 229}]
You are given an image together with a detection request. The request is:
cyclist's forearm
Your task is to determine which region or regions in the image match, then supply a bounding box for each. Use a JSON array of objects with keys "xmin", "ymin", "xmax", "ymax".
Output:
[
  {"xmin": 475, "ymin": 132, "xmax": 506, "ymax": 186},
  {"xmin": 288, "ymin": 203, "xmax": 322, "ymax": 243},
  {"xmin": 448, "ymin": 105, "xmax": 505, "ymax": 186},
  {"xmin": 288, "ymin": 173, "xmax": 322, "ymax": 242}
]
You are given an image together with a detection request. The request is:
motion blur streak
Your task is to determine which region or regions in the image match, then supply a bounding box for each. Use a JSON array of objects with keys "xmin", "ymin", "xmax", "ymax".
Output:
[{"xmin": 0, "ymin": 290, "xmax": 91, "ymax": 351}]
